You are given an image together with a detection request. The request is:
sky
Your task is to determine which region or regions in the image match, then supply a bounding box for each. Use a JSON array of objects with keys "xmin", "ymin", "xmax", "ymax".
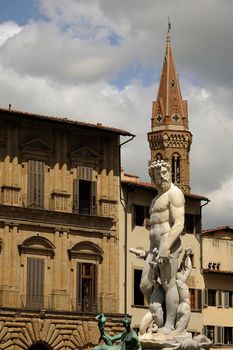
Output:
[{"xmin": 0, "ymin": 0, "xmax": 233, "ymax": 228}]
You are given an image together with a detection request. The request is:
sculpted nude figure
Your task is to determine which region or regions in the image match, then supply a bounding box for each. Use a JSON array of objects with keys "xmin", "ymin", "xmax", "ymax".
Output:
[
  {"xmin": 140, "ymin": 160, "xmax": 185, "ymax": 334},
  {"xmin": 138, "ymin": 248, "xmax": 164, "ymax": 335},
  {"xmin": 175, "ymin": 247, "xmax": 192, "ymax": 333}
]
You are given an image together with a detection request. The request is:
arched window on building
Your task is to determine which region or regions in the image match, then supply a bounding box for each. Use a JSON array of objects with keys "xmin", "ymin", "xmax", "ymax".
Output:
[
  {"xmin": 68, "ymin": 241, "xmax": 103, "ymax": 313},
  {"xmin": 155, "ymin": 153, "xmax": 163, "ymax": 161},
  {"xmin": 172, "ymin": 153, "xmax": 181, "ymax": 184},
  {"xmin": 18, "ymin": 236, "xmax": 55, "ymax": 309}
]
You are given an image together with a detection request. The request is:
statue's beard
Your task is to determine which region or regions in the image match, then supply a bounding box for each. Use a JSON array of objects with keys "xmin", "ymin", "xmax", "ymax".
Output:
[
  {"xmin": 161, "ymin": 180, "xmax": 171, "ymax": 191},
  {"xmin": 155, "ymin": 178, "xmax": 171, "ymax": 191}
]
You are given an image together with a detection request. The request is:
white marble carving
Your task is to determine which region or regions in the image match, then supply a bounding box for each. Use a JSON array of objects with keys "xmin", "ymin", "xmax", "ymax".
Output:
[{"xmin": 130, "ymin": 160, "xmax": 211, "ymax": 350}]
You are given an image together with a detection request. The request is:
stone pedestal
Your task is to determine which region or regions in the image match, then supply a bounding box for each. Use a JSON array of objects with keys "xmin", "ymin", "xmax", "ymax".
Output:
[{"xmin": 140, "ymin": 332, "xmax": 211, "ymax": 350}]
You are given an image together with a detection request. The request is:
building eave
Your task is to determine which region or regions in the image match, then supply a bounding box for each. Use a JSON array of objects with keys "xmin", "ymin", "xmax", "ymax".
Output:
[{"xmin": 0, "ymin": 107, "xmax": 134, "ymax": 137}]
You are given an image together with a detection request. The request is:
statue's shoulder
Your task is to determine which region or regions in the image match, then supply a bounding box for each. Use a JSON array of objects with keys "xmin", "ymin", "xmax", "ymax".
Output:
[{"xmin": 168, "ymin": 184, "xmax": 185, "ymax": 206}]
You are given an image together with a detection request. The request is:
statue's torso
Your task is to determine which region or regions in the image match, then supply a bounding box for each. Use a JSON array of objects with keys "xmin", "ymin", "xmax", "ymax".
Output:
[{"xmin": 149, "ymin": 190, "xmax": 171, "ymax": 248}]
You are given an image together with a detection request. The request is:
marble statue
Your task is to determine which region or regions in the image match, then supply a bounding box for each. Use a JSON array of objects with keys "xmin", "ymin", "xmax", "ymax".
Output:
[
  {"xmin": 94, "ymin": 314, "xmax": 141, "ymax": 350},
  {"xmin": 130, "ymin": 160, "xmax": 211, "ymax": 349},
  {"xmin": 140, "ymin": 160, "xmax": 185, "ymax": 334}
]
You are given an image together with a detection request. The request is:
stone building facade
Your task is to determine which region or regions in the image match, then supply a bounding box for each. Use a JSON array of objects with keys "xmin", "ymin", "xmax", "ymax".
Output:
[{"xmin": 0, "ymin": 108, "xmax": 131, "ymax": 349}]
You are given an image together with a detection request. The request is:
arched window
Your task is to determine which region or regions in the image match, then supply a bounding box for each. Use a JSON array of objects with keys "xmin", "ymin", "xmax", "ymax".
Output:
[
  {"xmin": 68, "ymin": 241, "xmax": 103, "ymax": 313},
  {"xmin": 18, "ymin": 236, "xmax": 55, "ymax": 309},
  {"xmin": 155, "ymin": 153, "xmax": 163, "ymax": 161},
  {"xmin": 172, "ymin": 153, "xmax": 181, "ymax": 184}
]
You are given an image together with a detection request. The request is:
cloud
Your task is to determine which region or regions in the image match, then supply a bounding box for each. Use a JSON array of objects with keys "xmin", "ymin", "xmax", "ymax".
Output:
[
  {"xmin": 203, "ymin": 175, "xmax": 233, "ymax": 228},
  {"xmin": 0, "ymin": 21, "xmax": 22, "ymax": 47}
]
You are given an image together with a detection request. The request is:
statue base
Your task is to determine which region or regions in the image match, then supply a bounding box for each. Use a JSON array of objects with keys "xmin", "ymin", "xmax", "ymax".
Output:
[{"xmin": 139, "ymin": 331, "xmax": 211, "ymax": 350}]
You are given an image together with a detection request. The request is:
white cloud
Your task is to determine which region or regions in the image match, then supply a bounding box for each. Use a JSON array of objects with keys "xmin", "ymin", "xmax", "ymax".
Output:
[
  {"xmin": 203, "ymin": 175, "xmax": 233, "ymax": 228},
  {"xmin": 0, "ymin": 21, "xmax": 22, "ymax": 47}
]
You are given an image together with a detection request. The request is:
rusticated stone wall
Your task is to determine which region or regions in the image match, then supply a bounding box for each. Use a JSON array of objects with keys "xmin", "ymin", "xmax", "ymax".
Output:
[{"xmin": 0, "ymin": 309, "xmax": 125, "ymax": 350}]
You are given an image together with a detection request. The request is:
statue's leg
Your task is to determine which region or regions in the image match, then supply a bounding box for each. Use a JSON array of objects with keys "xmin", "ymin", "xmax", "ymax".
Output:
[
  {"xmin": 140, "ymin": 252, "xmax": 154, "ymax": 304},
  {"xmin": 139, "ymin": 310, "xmax": 153, "ymax": 335},
  {"xmin": 159, "ymin": 257, "xmax": 179, "ymax": 333},
  {"xmin": 150, "ymin": 284, "xmax": 165, "ymax": 329},
  {"xmin": 174, "ymin": 301, "xmax": 191, "ymax": 333}
]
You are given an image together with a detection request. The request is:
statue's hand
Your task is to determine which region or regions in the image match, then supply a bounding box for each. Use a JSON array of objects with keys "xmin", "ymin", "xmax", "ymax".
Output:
[
  {"xmin": 158, "ymin": 256, "xmax": 170, "ymax": 264},
  {"xmin": 158, "ymin": 244, "xmax": 170, "ymax": 261}
]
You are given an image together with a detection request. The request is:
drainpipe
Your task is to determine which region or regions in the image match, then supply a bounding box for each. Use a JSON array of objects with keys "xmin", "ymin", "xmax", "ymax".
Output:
[
  {"xmin": 119, "ymin": 135, "xmax": 135, "ymax": 315},
  {"xmin": 200, "ymin": 199, "xmax": 210, "ymax": 271}
]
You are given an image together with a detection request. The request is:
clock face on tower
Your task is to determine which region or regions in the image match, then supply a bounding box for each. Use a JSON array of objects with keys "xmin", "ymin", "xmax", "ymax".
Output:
[
  {"xmin": 171, "ymin": 113, "xmax": 181, "ymax": 122},
  {"xmin": 156, "ymin": 114, "xmax": 164, "ymax": 123}
]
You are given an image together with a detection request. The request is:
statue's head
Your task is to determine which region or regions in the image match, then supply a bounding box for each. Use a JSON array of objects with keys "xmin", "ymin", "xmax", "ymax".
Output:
[
  {"xmin": 149, "ymin": 159, "xmax": 171, "ymax": 192},
  {"xmin": 96, "ymin": 313, "xmax": 107, "ymax": 329},
  {"xmin": 123, "ymin": 317, "xmax": 131, "ymax": 330}
]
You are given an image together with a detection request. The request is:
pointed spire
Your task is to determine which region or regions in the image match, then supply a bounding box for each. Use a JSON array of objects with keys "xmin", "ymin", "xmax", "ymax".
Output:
[
  {"xmin": 152, "ymin": 23, "xmax": 188, "ymax": 130},
  {"xmin": 149, "ymin": 26, "xmax": 192, "ymax": 193}
]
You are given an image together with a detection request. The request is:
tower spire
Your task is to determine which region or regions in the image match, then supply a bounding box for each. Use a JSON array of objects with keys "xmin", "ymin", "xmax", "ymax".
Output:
[{"xmin": 148, "ymin": 27, "xmax": 192, "ymax": 193}]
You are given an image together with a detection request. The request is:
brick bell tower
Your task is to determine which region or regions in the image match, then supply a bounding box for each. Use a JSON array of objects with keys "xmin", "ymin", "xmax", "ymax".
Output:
[{"xmin": 148, "ymin": 26, "xmax": 192, "ymax": 193}]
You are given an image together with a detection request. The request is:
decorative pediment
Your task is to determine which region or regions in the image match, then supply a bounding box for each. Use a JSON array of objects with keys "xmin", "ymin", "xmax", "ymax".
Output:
[
  {"xmin": 68, "ymin": 241, "xmax": 103, "ymax": 262},
  {"xmin": 71, "ymin": 146, "xmax": 101, "ymax": 162},
  {"xmin": 18, "ymin": 236, "xmax": 55, "ymax": 257},
  {"xmin": 22, "ymin": 138, "xmax": 52, "ymax": 156}
]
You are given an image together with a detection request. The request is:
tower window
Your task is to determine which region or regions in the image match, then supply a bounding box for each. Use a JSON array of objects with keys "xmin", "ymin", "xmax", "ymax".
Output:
[
  {"xmin": 171, "ymin": 80, "xmax": 176, "ymax": 87},
  {"xmin": 172, "ymin": 153, "xmax": 181, "ymax": 184},
  {"xmin": 155, "ymin": 153, "xmax": 163, "ymax": 161}
]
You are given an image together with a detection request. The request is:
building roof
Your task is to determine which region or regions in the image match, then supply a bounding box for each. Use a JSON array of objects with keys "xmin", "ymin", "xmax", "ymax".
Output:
[
  {"xmin": 185, "ymin": 193, "xmax": 209, "ymax": 201},
  {"xmin": 0, "ymin": 107, "xmax": 134, "ymax": 137},
  {"xmin": 121, "ymin": 179, "xmax": 156, "ymax": 190},
  {"xmin": 121, "ymin": 175, "xmax": 209, "ymax": 201},
  {"xmin": 202, "ymin": 226, "xmax": 233, "ymax": 235}
]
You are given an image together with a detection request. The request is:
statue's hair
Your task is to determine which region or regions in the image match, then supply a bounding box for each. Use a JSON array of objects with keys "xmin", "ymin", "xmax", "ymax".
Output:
[{"xmin": 148, "ymin": 159, "xmax": 171, "ymax": 177}]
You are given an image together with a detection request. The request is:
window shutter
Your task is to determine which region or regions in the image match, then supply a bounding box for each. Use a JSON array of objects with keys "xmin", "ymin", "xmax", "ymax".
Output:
[
  {"xmin": 91, "ymin": 181, "xmax": 97, "ymax": 215},
  {"xmin": 224, "ymin": 291, "xmax": 229, "ymax": 308},
  {"xmin": 217, "ymin": 290, "xmax": 223, "ymax": 308},
  {"xmin": 190, "ymin": 289, "xmax": 195, "ymax": 310},
  {"xmin": 203, "ymin": 288, "xmax": 208, "ymax": 307},
  {"xmin": 73, "ymin": 179, "xmax": 79, "ymax": 213},
  {"xmin": 28, "ymin": 160, "xmax": 34, "ymax": 206},
  {"xmin": 78, "ymin": 165, "xmax": 93, "ymax": 181},
  {"xmin": 27, "ymin": 257, "xmax": 44, "ymax": 309},
  {"xmin": 38, "ymin": 160, "xmax": 45, "ymax": 208},
  {"xmin": 215, "ymin": 326, "xmax": 223, "ymax": 344},
  {"xmin": 76, "ymin": 262, "xmax": 82, "ymax": 311},
  {"xmin": 92, "ymin": 264, "xmax": 98, "ymax": 312},
  {"xmin": 28, "ymin": 160, "xmax": 45, "ymax": 208},
  {"xmin": 132, "ymin": 204, "xmax": 136, "ymax": 230},
  {"xmin": 203, "ymin": 325, "xmax": 207, "ymax": 336},
  {"xmin": 197, "ymin": 289, "xmax": 202, "ymax": 310}
]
